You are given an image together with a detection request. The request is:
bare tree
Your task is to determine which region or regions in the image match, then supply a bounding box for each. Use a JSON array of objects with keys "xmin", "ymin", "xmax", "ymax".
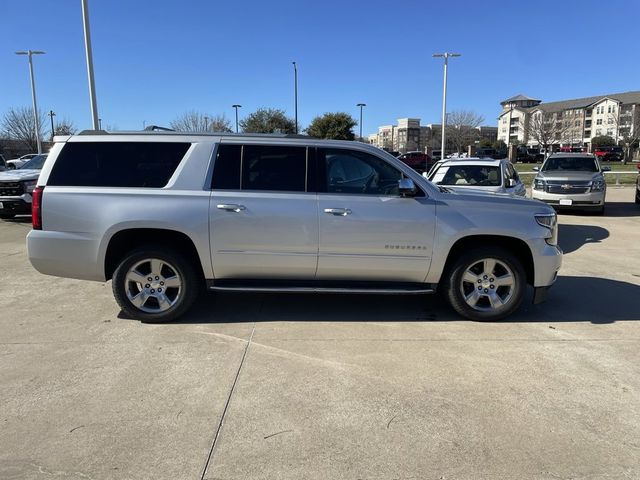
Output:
[
  {"xmin": 445, "ymin": 110, "xmax": 485, "ymax": 154},
  {"xmin": 1, "ymin": 106, "xmax": 46, "ymax": 151},
  {"xmin": 611, "ymin": 107, "xmax": 640, "ymax": 164},
  {"xmin": 54, "ymin": 117, "xmax": 77, "ymax": 136},
  {"xmin": 523, "ymin": 110, "xmax": 570, "ymax": 154},
  {"xmin": 170, "ymin": 111, "xmax": 232, "ymax": 133}
]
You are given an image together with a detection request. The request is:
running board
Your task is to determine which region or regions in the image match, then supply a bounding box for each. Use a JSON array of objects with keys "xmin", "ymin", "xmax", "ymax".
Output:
[{"xmin": 206, "ymin": 279, "xmax": 435, "ymax": 295}]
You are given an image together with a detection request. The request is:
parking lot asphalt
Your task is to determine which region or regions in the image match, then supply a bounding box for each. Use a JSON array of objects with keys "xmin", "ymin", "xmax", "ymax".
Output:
[{"xmin": 1, "ymin": 187, "xmax": 639, "ymax": 480}]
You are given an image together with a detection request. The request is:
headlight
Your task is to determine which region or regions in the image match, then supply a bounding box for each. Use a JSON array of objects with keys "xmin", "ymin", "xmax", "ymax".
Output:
[
  {"xmin": 535, "ymin": 213, "xmax": 558, "ymax": 246},
  {"xmin": 591, "ymin": 179, "xmax": 605, "ymax": 192},
  {"xmin": 533, "ymin": 178, "xmax": 545, "ymax": 191},
  {"xmin": 23, "ymin": 180, "xmax": 37, "ymax": 193}
]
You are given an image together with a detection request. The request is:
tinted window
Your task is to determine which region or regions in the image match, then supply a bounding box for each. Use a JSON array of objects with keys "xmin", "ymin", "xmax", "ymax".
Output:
[
  {"xmin": 542, "ymin": 157, "xmax": 598, "ymax": 172},
  {"xmin": 319, "ymin": 148, "xmax": 404, "ymax": 195},
  {"xmin": 21, "ymin": 154, "xmax": 47, "ymax": 170},
  {"xmin": 241, "ymin": 145, "xmax": 306, "ymax": 192},
  {"xmin": 48, "ymin": 142, "xmax": 190, "ymax": 187},
  {"xmin": 212, "ymin": 144, "xmax": 241, "ymax": 189}
]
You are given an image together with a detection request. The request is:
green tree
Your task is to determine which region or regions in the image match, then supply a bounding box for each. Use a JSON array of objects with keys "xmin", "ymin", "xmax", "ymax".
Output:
[
  {"xmin": 305, "ymin": 112, "xmax": 357, "ymax": 140},
  {"xmin": 591, "ymin": 135, "xmax": 616, "ymax": 147},
  {"xmin": 240, "ymin": 108, "xmax": 296, "ymax": 134},
  {"xmin": 478, "ymin": 138, "xmax": 492, "ymax": 148},
  {"xmin": 492, "ymin": 139, "xmax": 506, "ymax": 151}
]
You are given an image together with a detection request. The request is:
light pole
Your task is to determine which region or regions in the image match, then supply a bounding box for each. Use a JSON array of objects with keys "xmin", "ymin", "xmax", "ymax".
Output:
[
  {"xmin": 81, "ymin": 0, "xmax": 100, "ymax": 129},
  {"xmin": 98, "ymin": 118, "xmax": 102, "ymax": 129},
  {"xmin": 204, "ymin": 115, "xmax": 209, "ymax": 132},
  {"xmin": 48, "ymin": 110, "xmax": 56, "ymax": 141},
  {"xmin": 357, "ymin": 103, "xmax": 366, "ymax": 141},
  {"xmin": 292, "ymin": 61, "xmax": 298, "ymax": 134},
  {"xmin": 15, "ymin": 50, "xmax": 45, "ymax": 153},
  {"xmin": 433, "ymin": 52, "xmax": 461, "ymax": 159},
  {"xmin": 232, "ymin": 104, "xmax": 242, "ymax": 133}
]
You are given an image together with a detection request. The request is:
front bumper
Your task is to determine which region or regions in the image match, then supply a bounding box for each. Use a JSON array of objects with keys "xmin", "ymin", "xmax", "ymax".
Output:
[
  {"xmin": 0, "ymin": 196, "xmax": 32, "ymax": 215},
  {"xmin": 531, "ymin": 189, "xmax": 605, "ymax": 208}
]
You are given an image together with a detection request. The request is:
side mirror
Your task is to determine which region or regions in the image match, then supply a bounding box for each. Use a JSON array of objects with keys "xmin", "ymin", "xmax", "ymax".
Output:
[
  {"xmin": 398, "ymin": 178, "xmax": 417, "ymax": 197},
  {"xmin": 507, "ymin": 178, "xmax": 517, "ymax": 187},
  {"xmin": 601, "ymin": 166, "xmax": 611, "ymax": 172},
  {"xmin": 532, "ymin": 166, "xmax": 540, "ymax": 172}
]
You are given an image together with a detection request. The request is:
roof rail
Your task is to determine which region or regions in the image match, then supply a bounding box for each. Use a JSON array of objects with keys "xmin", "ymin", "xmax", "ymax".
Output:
[{"xmin": 77, "ymin": 129, "xmax": 109, "ymax": 135}]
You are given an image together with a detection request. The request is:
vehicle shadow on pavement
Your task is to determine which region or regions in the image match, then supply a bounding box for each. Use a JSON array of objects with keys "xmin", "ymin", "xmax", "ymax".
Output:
[
  {"xmin": 558, "ymin": 224, "xmax": 609, "ymax": 254},
  {"xmin": 171, "ymin": 275, "xmax": 640, "ymax": 325}
]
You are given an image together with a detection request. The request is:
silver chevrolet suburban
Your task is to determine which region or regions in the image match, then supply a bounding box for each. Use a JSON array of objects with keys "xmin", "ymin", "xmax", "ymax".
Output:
[{"xmin": 27, "ymin": 132, "xmax": 562, "ymax": 322}]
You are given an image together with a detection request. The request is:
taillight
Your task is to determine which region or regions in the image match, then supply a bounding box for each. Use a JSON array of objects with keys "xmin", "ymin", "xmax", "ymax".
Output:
[{"xmin": 32, "ymin": 186, "xmax": 44, "ymax": 230}]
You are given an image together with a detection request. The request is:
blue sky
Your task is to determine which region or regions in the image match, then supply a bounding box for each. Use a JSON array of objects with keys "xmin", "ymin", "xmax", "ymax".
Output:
[{"xmin": 1, "ymin": 0, "xmax": 638, "ymax": 136}]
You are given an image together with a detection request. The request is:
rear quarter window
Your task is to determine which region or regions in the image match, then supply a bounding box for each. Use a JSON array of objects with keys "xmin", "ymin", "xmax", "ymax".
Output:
[{"xmin": 47, "ymin": 142, "xmax": 191, "ymax": 187}]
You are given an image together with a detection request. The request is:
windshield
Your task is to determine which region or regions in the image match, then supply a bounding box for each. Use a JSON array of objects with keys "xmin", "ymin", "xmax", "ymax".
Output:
[
  {"xmin": 20, "ymin": 154, "xmax": 47, "ymax": 170},
  {"xmin": 431, "ymin": 165, "xmax": 501, "ymax": 186},
  {"xmin": 542, "ymin": 156, "xmax": 598, "ymax": 172}
]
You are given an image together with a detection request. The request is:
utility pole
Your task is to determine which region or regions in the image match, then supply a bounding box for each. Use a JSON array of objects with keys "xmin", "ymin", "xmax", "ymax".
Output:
[
  {"xmin": 232, "ymin": 104, "xmax": 242, "ymax": 133},
  {"xmin": 81, "ymin": 0, "xmax": 100, "ymax": 129},
  {"xmin": 357, "ymin": 103, "xmax": 366, "ymax": 141},
  {"xmin": 15, "ymin": 50, "xmax": 45, "ymax": 153},
  {"xmin": 204, "ymin": 115, "xmax": 209, "ymax": 132},
  {"xmin": 292, "ymin": 61, "xmax": 298, "ymax": 134},
  {"xmin": 433, "ymin": 52, "xmax": 461, "ymax": 159},
  {"xmin": 48, "ymin": 110, "xmax": 56, "ymax": 141}
]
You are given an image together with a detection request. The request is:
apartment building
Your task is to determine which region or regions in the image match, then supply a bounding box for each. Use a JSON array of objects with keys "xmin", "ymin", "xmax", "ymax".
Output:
[
  {"xmin": 497, "ymin": 91, "xmax": 640, "ymax": 149},
  {"xmin": 369, "ymin": 118, "xmax": 497, "ymax": 154}
]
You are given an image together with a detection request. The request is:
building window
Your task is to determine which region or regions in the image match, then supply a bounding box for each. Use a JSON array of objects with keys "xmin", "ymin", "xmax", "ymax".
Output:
[
  {"xmin": 606, "ymin": 129, "xmax": 613, "ymax": 136},
  {"xmin": 596, "ymin": 119, "xmax": 603, "ymax": 125},
  {"xmin": 575, "ymin": 120, "xmax": 580, "ymax": 126},
  {"xmin": 607, "ymin": 118, "xmax": 613, "ymax": 124}
]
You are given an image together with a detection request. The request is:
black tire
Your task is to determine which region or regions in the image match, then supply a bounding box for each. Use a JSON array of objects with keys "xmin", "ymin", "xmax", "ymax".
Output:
[
  {"xmin": 112, "ymin": 246, "xmax": 200, "ymax": 323},
  {"xmin": 635, "ymin": 189, "xmax": 640, "ymax": 205},
  {"xmin": 0, "ymin": 213, "xmax": 15, "ymax": 219},
  {"xmin": 443, "ymin": 247, "xmax": 526, "ymax": 321}
]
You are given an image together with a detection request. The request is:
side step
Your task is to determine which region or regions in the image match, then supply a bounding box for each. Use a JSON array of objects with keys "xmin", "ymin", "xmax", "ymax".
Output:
[{"xmin": 206, "ymin": 279, "xmax": 435, "ymax": 295}]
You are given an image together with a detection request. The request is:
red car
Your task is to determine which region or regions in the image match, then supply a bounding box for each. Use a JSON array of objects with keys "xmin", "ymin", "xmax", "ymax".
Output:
[{"xmin": 397, "ymin": 151, "xmax": 434, "ymax": 173}]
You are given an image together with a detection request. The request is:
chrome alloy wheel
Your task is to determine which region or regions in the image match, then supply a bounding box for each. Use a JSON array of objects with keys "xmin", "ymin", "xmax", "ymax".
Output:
[
  {"xmin": 124, "ymin": 258, "xmax": 182, "ymax": 313},
  {"xmin": 459, "ymin": 257, "xmax": 515, "ymax": 312}
]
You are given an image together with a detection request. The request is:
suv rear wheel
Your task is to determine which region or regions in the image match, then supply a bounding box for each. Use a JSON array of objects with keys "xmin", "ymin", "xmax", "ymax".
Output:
[
  {"xmin": 112, "ymin": 247, "xmax": 199, "ymax": 323},
  {"xmin": 444, "ymin": 247, "xmax": 526, "ymax": 321}
]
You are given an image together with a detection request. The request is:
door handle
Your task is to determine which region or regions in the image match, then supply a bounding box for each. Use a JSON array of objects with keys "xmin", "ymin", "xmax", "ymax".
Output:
[
  {"xmin": 217, "ymin": 204, "xmax": 246, "ymax": 212},
  {"xmin": 324, "ymin": 208, "xmax": 352, "ymax": 216}
]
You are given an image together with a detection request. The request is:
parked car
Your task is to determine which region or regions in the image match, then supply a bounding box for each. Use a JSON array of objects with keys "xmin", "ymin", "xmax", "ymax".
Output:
[
  {"xmin": 426, "ymin": 158, "xmax": 527, "ymax": 197},
  {"xmin": 635, "ymin": 163, "xmax": 640, "ymax": 205},
  {"xmin": 531, "ymin": 153, "xmax": 609, "ymax": 214},
  {"xmin": 0, "ymin": 154, "xmax": 6, "ymax": 171},
  {"xmin": 516, "ymin": 146, "xmax": 543, "ymax": 163},
  {"xmin": 397, "ymin": 151, "xmax": 434, "ymax": 173},
  {"xmin": 27, "ymin": 132, "xmax": 561, "ymax": 323},
  {"xmin": 6, "ymin": 153, "xmax": 39, "ymax": 170},
  {"xmin": 0, "ymin": 154, "xmax": 47, "ymax": 219},
  {"xmin": 593, "ymin": 146, "xmax": 623, "ymax": 162}
]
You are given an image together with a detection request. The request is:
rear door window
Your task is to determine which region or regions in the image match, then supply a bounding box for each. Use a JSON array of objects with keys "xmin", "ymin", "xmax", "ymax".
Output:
[
  {"xmin": 241, "ymin": 145, "xmax": 307, "ymax": 192},
  {"xmin": 47, "ymin": 142, "xmax": 190, "ymax": 187}
]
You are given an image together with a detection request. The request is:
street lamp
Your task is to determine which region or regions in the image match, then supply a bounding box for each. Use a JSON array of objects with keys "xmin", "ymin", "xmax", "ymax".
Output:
[
  {"xmin": 48, "ymin": 110, "xmax": 56, "ymax": 141},
  {"xmin": 433, "ymin": 52, "xmax": 461, "ymax": 159},
  {"xmin": 357, "ymin": 103, "xmax": 366, "ymax": 141},
  {"xmin": 204, "ymin": 115, "xmax": 209, "ymax": 132},
  {"xmin": 81, "ymin": 0, "xmax": 100, "ymax": 129},
  {"xmin": 15, "ymin": 50, "xmax": 45, "ymax": 153},
  {"xmin": 232, "ymin": 104, "xmax": 242, "ymax": 133},
  {"xmin": 292, "ymin": 61, "xmax": 298, "ymax": 134},
  {"xmin": 98, "ymin": 118, "xmax": 102, "ymax": 129}
]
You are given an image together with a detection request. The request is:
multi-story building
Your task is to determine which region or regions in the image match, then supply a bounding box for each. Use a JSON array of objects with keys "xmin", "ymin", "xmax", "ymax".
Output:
[
  {"xmin": 369, "ymin": 119, "xmax": 497, "ymax": 154},
  {"xmin": 497, "ymin": 91, "xmax": 640, "ymax": 150}
]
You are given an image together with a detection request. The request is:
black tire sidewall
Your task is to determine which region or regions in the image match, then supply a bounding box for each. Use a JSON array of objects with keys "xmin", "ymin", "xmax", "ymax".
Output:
[
  {"xmin": 112, "ymin": 247, "xmax": 199, "ymax": 323},
  {"xmin": 445, "ymin": 247, "xmax": 526, "ymax": 321}
]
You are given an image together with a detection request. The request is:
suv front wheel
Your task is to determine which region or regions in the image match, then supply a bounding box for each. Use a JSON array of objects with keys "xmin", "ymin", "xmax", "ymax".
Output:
[
  {"xmin": 112, "ymin": 247, "xmax": 199, "ymax": 323},
  {"xmin": 444, "ymin": 247, "xmax": 526, "ymax": 321}
]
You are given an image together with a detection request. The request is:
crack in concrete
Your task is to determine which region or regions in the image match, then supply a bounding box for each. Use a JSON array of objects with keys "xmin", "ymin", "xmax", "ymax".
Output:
[{"xmin": 199, "ymin": 322, "xmax": 256, "ymax": 480}]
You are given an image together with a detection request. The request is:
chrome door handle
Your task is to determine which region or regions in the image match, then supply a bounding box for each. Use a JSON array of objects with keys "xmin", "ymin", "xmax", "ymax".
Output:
[
  {"xmin": 324, "ymin": 208, "xmax": 352, "ymax": 216},
  {"xmin": 217, "ymin": 204, "xmax": 246, "ymax": 212}
]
